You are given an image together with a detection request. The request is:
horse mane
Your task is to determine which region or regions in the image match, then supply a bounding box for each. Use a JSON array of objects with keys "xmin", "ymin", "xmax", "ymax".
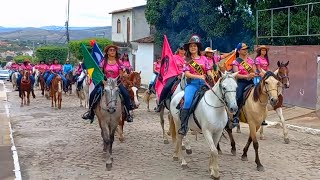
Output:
[{"xmin": 253, "ymin": 71, "xmax": 277, "ymax": 102}]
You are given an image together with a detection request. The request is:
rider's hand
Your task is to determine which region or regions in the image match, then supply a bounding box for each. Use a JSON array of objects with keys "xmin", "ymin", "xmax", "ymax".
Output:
[{"xmin": 199, "ymin": 75, "xmax": 206, "ymax": 80}]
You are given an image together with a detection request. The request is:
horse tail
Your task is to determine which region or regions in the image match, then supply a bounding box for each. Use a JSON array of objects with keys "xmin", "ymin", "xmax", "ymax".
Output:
[{"xmin": 169, "ymin": 113, "xmax": 177, "ymax": 142}]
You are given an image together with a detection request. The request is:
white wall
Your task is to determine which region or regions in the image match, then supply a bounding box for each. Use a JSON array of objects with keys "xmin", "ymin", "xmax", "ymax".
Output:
[
  {"xmin": 135, "ymin": 43, "xmax": 154, "ymax": 85},
  {"xmin": 111, "ymin": 11, "xmax": 132, "ymax": 43}
]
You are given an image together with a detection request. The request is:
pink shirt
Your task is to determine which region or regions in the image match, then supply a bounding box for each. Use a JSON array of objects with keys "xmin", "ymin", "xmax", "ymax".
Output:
[
  {"xmin": 207, "ymin": 55, "xmax": 221, "ymax": 67},
  {"xmin": 50, "ymin": 64, "xmax": 62, "ymax": 73},
  {"xmin": 20, "ymin": 64, "xmax": 33, "ymax": 73},
  {"xmin": 232, "ymin": 57, "xmax": 255, "ymax": 75},
  {"xmin": 37, "ymin": 64, "xmax": 48, "ymax": 72},
  {"xmin": 100, "ymin": 61, "xmax": 123, "ymax": 78},
  {"xmin": 10, "ymin": 63, "xmax": 20, "ymax": 71},
  {"xmin": 173, "ymin": 55, "xmax": 185, "ymax": 74},
  {"xmin": 154, "ymin": 62, "xmax": 161, "ymax": 73},
  {"xmin": 184, "ymin": 56, "xmax": 211, "ymax": 75},
  {"xmin": 121, "ymin": 60, "xmax": 132, "ymax": 70},
  {"xmin": 255, "ymin": 56, "xmax": 269, "ymax": 71}
]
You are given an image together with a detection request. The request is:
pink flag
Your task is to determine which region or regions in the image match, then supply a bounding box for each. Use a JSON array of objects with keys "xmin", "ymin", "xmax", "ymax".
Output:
[{"xmin": 155, "ymin": 35, "xmax": 180, "ymax": 100}]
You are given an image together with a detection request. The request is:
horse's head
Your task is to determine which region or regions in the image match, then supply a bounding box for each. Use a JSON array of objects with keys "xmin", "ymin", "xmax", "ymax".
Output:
[
  {"xmin": 254, "ymin": 71, "xmax": 281, "ymax": 106},
  {"xmin": 276, "ymin": 61, "xmax": 290, "ymax": 89},
  {"xmin": 131, "ymin": 86, "xmax": 140, "ymax": 108},
  {"xmin": 218, "ymin": 71, "xmax": 238, "ymax": 114},
  {"xmin": 129, "ymin": 71, "xmax": 141, "ymax": 88},
  {"xmin": 103, "ymin": 78, "xmax": 120, "ymax": 113}
]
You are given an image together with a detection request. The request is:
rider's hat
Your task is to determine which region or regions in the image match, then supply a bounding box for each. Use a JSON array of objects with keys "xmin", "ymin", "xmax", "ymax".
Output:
[
  {"xmin": 39, "ymin": 60, "xmax": 45, "ymax": 63},
  {"xmin": 104, "ymin": 44, "xmax": 118, "ymax": 54},
  {"xmin": 204, "ymin": 47, "xmax": 217, "ymax": 53},
  {"xmin": 256, "ymin": 45, "xmax": 269, "ymax": 52},
  {"xmin": 236, "ymin": 43, "xmax": 249, "ymax": 51},
  {"xmin": 183, "ymin": 35, "xmax": 202, "ymax": 51}
]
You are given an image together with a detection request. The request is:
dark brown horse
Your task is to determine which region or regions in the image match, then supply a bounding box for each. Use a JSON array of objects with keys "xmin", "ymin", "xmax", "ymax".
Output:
[
  {"xmin": 65, "ymin": 71, "xmax": 74, "ymax": 95},
  {"xmin": 20, "ymin": 71, "xmax": 35, "ymax": 107},
  {"xmin": 39, "ymin": 71, "xmax": 46, "ymax": 96},
  {"xmin": 50, "ymin": 74, "xmax": 63, "ymax": 109}
]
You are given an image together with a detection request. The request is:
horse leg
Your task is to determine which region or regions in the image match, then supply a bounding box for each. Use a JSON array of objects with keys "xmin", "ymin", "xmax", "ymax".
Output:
[
  {"xmin": 183, "ymin": 134, "xmax": 192, "ymax": 155},
  {"xmin": 227, "ymin": 128, "xmax": 236, "ymax": 156},
  {"xmin": 27, "ymin": 92, "xmax": 30, "ymax": 106},
  {"xmin": 20, "ymin": 92, "xmax": 23, "ymax": 107},
  {"xmin": 236, "ymin": 123, "xmax": 241, "ymax": 133},
  {"xmin": 241, "ymin": 136, "xmax": 252, "ymax": 162},
  {"xmin": 79, "ymin": 97, "xmax": 83, "ymax": 107},
  {"xmin": 259, "ymin": 126, "xmax": 265, "ymax": 140},
  {"xmin": 117, "ymin": 112, "xmax": 125, "ymax": 143},
  {"xmin": 58, "ymin": 93, "xmax": 62, "ymax": 109},
  {"xmin": 175, "ymin": 134, "xmax": 187, "ymax": 168},
  {"xmin": 203, "ymin": 129, "xmax": 220, "ymax": 180},
  {"xmin": 253, "ymin": 125, "xmax": 264, "ymax": 171},
  {"xmin": 160, "ymin": 107, "xmax": 169, "ymax": 144},
  {"xmin": 169, "ymin": 113, "xmax": 177, "ymax": 144},
  {"xmin": 276, "ymin": 107, "xmax": 289, "ymax": 144},
  {"xmin": 51, "ymin": 92, "xmax": 54, "ymax": 107}
]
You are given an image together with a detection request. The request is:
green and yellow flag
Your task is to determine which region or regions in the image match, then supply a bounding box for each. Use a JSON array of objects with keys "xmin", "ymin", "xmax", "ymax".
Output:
[{"xmin": 81, "ymin": 43, "xmax": 104, "ymax": 85}]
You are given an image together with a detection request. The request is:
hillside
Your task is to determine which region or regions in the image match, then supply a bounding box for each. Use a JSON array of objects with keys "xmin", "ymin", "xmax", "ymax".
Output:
[{"xmin": 0, "ymin": 26, "xmax": 112, "ymax": 43}]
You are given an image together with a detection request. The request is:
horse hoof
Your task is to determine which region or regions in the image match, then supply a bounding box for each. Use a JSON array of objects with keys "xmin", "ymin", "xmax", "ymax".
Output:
[
  {"xmin": 106, "ymin": 163, "xmax": 112, "ymax": 171},
  {"xmin": 119, "ymin": 137, "xmax": 125, "ymax": 143},
  {"xmin": 231, "ymin": 149, "xmax": 236, "ymax": 156},
  {"xmin": 257, "ymin": 165, "xmax": 265, "ymax": 172},
  {"xmin": 182, "ymin": 145, "xmax": 186, "ymax": 150},
  {"xmin": 284, "ymin": 138, "xmax": 290, "ymax": 144},
  {"xmin": 103, "ymin": 148, "xmax": 107, "ymax": 152},
  {"xmin": 147, "ymin": 109, "xmax": 150, "ymax": 112},
  {"xmin": 181, "ymin": 164, "xmax": 188, "ymax": 169},
  {"xmin": 241, "ymin": 156, "xmax": 248, "ymax": 161},
  {"xmin": 111, "ymin": 157, "xmax": 114, "ymax": 162},
  {"xmin": 260, "ymin": 136, "xmax": 266, "ymax": 140},
  {"xmin": 211, "ymin": 175, "xmax": 220, "ymax": 180},
  {"xmin": 164, "ymin": 139, "xmax": 169, "ymax": 144},
  {"xmin": 173, "ymin": 156, "xmax": 179, "ymax": 161},
  {"xmin": 218, "ymin": 150, "xmax": 223, "ymax": 155},
  {"xmin": 186, "ymin": 149, "xmax": 192, "ymax": 155}
]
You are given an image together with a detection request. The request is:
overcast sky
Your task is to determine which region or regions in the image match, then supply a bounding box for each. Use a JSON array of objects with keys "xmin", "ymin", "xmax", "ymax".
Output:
[{"xmin": 0, "ymin": 0, "xmax": 146, "ymax": 27}]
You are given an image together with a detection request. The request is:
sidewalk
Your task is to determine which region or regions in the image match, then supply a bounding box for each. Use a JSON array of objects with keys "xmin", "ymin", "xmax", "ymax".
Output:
[
  {"xmin": 0, "ymin": 80, "xmax": 19, "ymax": 180},
  {"xmin": 265, "ymin": 105, "xmax": 320, "ymax": 136}
]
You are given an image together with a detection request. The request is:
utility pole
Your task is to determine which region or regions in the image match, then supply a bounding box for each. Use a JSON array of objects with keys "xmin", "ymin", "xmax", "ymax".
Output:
[{"xmin": 66, "ymin": 0, "xmax": 70, "ymax": 60}]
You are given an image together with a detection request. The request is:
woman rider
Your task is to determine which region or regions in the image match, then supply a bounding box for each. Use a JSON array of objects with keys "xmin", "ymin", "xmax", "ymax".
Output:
[
  {"xmin": 154, "ymin": 44, "xmax": 186, "ymax": 112},
  {"xmin": 178, "ymin": 35, "xmax": 215, "ymax": 136},
  {"xmin": 255, "ymin": 45, "xmax": 271, "ymax": 126},
  {"xmin": 44, "ymin": 60, "xmax": 53, "ymax": 82},
  {"xmin": 46, "ymin": 58, "xmax": 68, "ymax": 92},
  {"xmin": 231, "ymin": 43, "xmax": 257, "ymax": 127},
  {"xmin": 147, "ymin": 57, "xmax": 161, "ymax": 95},
  {"xmin": 120, "ymin": 53, "xmax": 133, "ymax": 74},
  {"xmin": 17, "ymin": 59, "xmax": 35, "ymax": 91},
  {"xmin": 82, "ymin": 44, "xmax": 134, "ymax": 122}
]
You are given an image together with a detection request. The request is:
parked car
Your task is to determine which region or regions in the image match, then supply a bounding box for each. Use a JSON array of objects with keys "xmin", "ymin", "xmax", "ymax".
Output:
[{"xmin": 0, "ymin": 69, "xmax": 10, "ymax": 81}]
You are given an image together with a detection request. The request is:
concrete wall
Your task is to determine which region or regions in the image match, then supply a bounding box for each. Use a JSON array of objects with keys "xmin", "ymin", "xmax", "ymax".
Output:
[
  {"xmin": 135, "ymin": 43, "xmax": 154, "ymax": 85},
  {"xmin": 132, "ymin": 6, "xmax": 150, "ymax": 41},
  {"xmin": 111, "ymin": 11, "xmax": 132, "ymax": 43},
  {"xmin": 266, "ymin": 45, "xmax": 320, "ymax": 109}
]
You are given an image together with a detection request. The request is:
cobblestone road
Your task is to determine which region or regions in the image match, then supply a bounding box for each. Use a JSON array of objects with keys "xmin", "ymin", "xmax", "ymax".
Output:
[{"xmin": 6, "ymin": 84, "xmax": 320, "ymax": 180}]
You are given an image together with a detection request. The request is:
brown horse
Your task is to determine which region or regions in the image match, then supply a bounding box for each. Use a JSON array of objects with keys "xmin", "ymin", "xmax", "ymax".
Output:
[
  {"xmin": 39, "ymin": 71, "xmax": 46, "ymax": 96},
  {"xmin": 235, "ymin": 61, "xmax": 290, "ymax": 143},
  {"xmin": 19, "ymin": 71, "xmax": 35, "ymax": 107},
  {"xmin": 217, "ymin": 71, "xmax": 280, "ymax": 171},
  {"xmin": 117, "ymin": 72, "xmax": 141, "ymax": 142},
  {"xmin": 50, "ymin": 74, "xmax": 63, "ymax": 109}
]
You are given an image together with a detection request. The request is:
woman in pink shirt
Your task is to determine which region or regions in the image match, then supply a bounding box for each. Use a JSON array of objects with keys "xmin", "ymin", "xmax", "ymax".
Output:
[
  {"xmin": 120, "ymin": 53, "xmax": 133, "ymax": 74},
  {"xmin": 82, "ymin": 44, "xmax": 134, "ymax": 123},
  {"xmin": 147, "ymin": 57, "xmax": 161, "ymax": 95},
  {"xmin": 46, "ymin": 59, "xmax": 68, "ymax": 92},
  {"xmin": 17, "ymin": 59, "xmax": 35, "ymax": 90},
  {"xmin": 231, "ymin": 43, "xmax": 257, "ymax": 127},
  {"xmin": 255, "ymin": 45, "xmax": 270, "ymax": 73},
  {"xmin": 178, "ymin": 35, "xmax": 215, "ymax": 136}
]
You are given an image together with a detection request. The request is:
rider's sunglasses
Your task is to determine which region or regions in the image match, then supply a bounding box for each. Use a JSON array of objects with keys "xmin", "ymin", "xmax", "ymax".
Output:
[{"xmin": 108, "ymin": 48, "xmax": 116, "ymax": 52}]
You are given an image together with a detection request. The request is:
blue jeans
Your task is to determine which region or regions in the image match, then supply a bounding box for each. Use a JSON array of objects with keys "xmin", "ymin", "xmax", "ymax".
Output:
[
  {"xmin": 236, "ymin": 79, "xmax": 253, "ymax": 107},
  {"xmin": 46, "ymin": 72, "xmax": 67, "ymax": 90},
  {"xmin": 44, "ymin": 71, "xmax": 50, "ymax": 81},
  {"xmin": 17, "ymin": 74, "xmax": 35, "ymax": 89},
  {"xmin": 183, "ymin": 79, "xmax": 205, "ymax": 109}
]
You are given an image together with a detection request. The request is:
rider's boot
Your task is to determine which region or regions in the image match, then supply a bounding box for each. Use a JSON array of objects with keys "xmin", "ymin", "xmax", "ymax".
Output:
[
  {"xmin": 154, "ymin": 102, "xmax": 163, "ymax": 112},
  {"xmin": 178, "ymin": 109, "xmax": 190, "ymax": 136},
  {"xmin": 232, "ymin": 109, "xmax": 240, "ymax": 128},
  {"xmin": 261, "ymin": 120, "xmax": 268, "ymax": 126}
]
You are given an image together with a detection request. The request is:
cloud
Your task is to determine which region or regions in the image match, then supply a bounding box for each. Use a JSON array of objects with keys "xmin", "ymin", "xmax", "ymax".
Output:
[{"xmin": 0, "ymin": 0, "xmax": 146, "ymax": 27}]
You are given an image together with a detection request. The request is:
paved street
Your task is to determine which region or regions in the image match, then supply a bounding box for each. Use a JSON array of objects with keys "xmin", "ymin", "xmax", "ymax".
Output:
[{"xmin": 4, "ymin": 82, "xmax": 320, "ymax": 180}]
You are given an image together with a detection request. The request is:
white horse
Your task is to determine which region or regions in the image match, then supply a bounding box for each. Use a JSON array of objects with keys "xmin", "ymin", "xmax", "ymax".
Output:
[
  {"xmin": 11, "ymin": 71, "xmax": 19, "ymax": 91},
  {"xmin": 169, "ymin": 72, "xmax": 238, "ymax": 179},
  {"xmin": 77, "ymin": 71, "xmax": 90, "ymax": 108},
  {"xmin": 34, "ymin": 69, "xmax": 40, "ymax": 89}
]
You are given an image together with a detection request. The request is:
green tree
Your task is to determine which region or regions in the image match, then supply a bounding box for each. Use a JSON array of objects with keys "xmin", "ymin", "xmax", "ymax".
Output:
[
  {"xmin": 68, "ymin": 38, "xmax": 112, "ymax": 61},
  {"xmin": 35, "ymin": 46, "xmax": 68, "ymax": 64},
  {"xmin": 14, "ymin": 55, "xmax": 33, "ymax": 63}
]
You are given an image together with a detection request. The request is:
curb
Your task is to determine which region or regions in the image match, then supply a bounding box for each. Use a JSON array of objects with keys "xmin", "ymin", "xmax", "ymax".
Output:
[
  {"xmin": 267, "ymin": 121, "xmax": 320, "ymax": 136},
  {"xmin": 1, "ymin": 81, "xmax": 22, "ymax": 180}
]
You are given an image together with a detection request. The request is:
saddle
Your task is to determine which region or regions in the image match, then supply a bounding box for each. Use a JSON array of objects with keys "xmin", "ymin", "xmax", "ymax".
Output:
[
  {"xmin": 176, "ymin": 85, "xmax": 209, "ymax": 129},
  {"xmin": 241, "ymin": 84, "xmax": 254, "ymax": 106}
]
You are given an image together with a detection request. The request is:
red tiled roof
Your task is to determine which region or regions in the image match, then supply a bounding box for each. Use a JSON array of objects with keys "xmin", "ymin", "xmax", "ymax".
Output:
[{"xmin": 109, "ymin": 5, "xmax": 146, "ymax": 14}]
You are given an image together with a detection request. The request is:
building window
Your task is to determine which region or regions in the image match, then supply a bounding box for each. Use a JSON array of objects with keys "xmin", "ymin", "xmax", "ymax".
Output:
[
  {"xmin": 127, "ymin": 17, "xmax": 130, "ymax": 42},
  {"xmin": 117, "ymin": 19, "xmax": 121, "ymax": 33}
]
